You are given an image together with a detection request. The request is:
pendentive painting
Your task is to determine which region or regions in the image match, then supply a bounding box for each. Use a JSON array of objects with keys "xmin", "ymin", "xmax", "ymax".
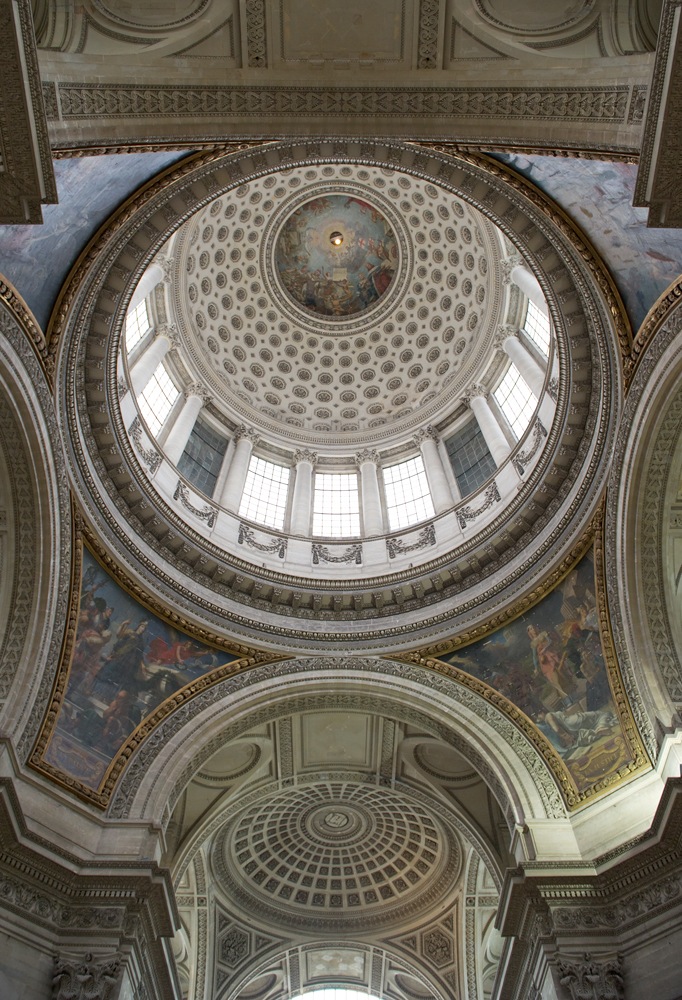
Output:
[
  {"xmin": 41, "ymin": 548, "xmax": 239, "ymax": 793},
  {"xmin": 437, "ymin": 550, "xmax": 639, "ymax": 796}
]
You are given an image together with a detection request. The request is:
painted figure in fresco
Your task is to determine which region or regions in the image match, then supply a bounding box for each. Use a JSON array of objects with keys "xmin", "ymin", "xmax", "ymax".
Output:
[
  {"xmin": 539, "ymin": 707, "xmax": 618, "ymax": 751},
  {"xmin": 71, "ymin": 599, "xmax": 115, "ymax": 694},
  {"xmin": 526, "ymin": 624, "xmax": 573, "ymax": 701},
  {"xmin": 95, "ymin": 618, "xmax": 149, "ymax": 696}
]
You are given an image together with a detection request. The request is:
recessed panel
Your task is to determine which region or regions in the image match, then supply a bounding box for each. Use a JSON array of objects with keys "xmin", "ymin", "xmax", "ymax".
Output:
[
  {"xmin": 281, "ymin": 0, "xmax": 405, "ymax": 62},
  {"xmin": 300, "ymin": 712, "xmax": 373, "ymax": 768}
]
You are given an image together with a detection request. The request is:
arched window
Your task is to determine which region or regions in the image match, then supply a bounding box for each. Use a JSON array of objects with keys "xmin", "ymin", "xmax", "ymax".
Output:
[
  {"xmin": 138, "ymin": 363, "xmax": 179, "ymax": 438},
  {"xmin": 177, "ymin": 417, "xmax": 228, "ymax": 498},
  {"xmin": 445, "ymin": 418, "xmax": 496, "ymax": 499},
  {"xmin": 493, "ymin": 364, "xmax": 536, "ymax": 441},
  {"xmin": 522, "ymin": 300, "xmax": 551, "ymax": 357},
  {"xmin": 125, "ymin": 299, "xmax": 150, "ymax": 354}
]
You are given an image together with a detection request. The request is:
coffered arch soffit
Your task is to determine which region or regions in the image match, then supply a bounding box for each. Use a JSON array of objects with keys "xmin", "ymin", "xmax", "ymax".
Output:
[{"xmin": 0, "ymin": 284, "xmax": 72, "ymax": 750}]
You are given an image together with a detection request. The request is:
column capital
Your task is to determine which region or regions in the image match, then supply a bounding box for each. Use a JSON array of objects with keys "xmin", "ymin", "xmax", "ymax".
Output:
[
  {"xmin": 53, "ymin": 953, "xmax": 122, "ymax": 1000},
  {"xmin": 462, "ymin": 383, "xmax": 488, "ymax": 407},
  {"xmin": 500, "ymin": 253, "xmax": 524, "ymax": 284},
  {"xmin": 556, "ymin": 953, "xmax": 624, "ymax": 1000},
  {"xmin": 294, "ymin": 448, "xmax": 318, "ymax": 466},
  {"xmin": 157, "ymin": 254, "xmax": 175, "ymax": 283},
  {"xmin": 354, "ymin": 447, "xmax": 380, "ymax": 466},
  {"xmin": 156, "ymin": 322, "xmax": 177, "ymax": 343},
  {"xmin": 413, "ymin": 425, "xmax": 438, "ymax": 447},
  {"xmin": 234, "ymin": 425, "xmax": 260, "ymax": 446},
  {"xmin": 494, "ymin": 324, "xmax": 519, "ymax": 349},
  {"xmin": 184, "ymin": 382, "xmax": 212, "ymax": 405}
]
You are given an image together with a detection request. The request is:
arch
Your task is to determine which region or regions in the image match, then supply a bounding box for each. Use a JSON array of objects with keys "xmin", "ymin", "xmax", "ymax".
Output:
[
  {"xmin": 0, "ymin": 283, "xmax": 71, "ymax": 753},
  {"xmin": 109, "ymin": 657, "xmax": 571, "ymax": 862},
  {"xmin": 608, "ymin": 276, "xmax": 682, "ymax": 753}
]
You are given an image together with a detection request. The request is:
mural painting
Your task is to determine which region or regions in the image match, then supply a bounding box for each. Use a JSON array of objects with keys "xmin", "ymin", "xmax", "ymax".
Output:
[
  {"xmin": 275, "ymin": 194, "xmax": 398, "ymax": 317},
  {"xmin": 494, "ymin": 154, "xmax": 682, "ymax": 331},
  {"xmin": 43, "ymin": 548, "xmax": 238, "ymax": 791},
  {"xmin": 438, "ymin": 550, "xmax": 632, "ymax": 793}
]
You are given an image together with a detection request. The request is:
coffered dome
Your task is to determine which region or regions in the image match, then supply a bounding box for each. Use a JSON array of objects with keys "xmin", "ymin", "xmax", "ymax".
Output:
[
  {"xmin": 211, "ymin": 780, "xmax": 460, "ymax": 933},
  {"xmin": 55, "ymin": 140, "xmax": 623, "ymax": 653},
  {"xmin": 167, "ymin": 162, "xmax": 505, "ymax": 443}
]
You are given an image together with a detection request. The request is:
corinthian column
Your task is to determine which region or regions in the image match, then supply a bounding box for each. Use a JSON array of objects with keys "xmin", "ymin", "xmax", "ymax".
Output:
[
  {"xmin": 221, "ymin": 426, "xmax": 260, "ymax": 514},
  {"xmin": 129, "ymin": 329, "xmax": 171, "ymax": 395},
  {"xmin": 163, "ymin": 384, "xmax": 207, "ymax": 464},
  {"xmin": 502, "ymin": 332, "xmax": 545, "ymax": 398},
  {"xmin": 465, "ymin": 385, "xmax": 510, "ymax": 466}
]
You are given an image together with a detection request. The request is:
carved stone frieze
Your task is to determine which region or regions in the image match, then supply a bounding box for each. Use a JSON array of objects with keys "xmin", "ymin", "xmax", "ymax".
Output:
[
  {"xmin": 173, "ymin": 480, "xmax": 217, "ymax": 528},
  {"xmin": 387, "ymin": 523, "xmax": 436, "ymax": 558},
  {"xmin": 312, "ymin": 543, "xmax": 362, "ymax": 565}
]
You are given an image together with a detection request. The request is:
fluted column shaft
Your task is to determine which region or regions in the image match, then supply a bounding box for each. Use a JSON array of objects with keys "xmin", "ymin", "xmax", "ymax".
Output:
[
  {"xmin": 356, "ymin": 451, "xmax": 384, "ymax": 535},
  {"xmin": 290, "ymin": 451, "xmax": 316, "ymax": 535},
  {"xmin": 503, "ymin": 333, "xmax": 546, "ymax": 398},
  {"xmin": 164, "ymin": 390, "xmax": 204, "ymax": 465},
  {"xmin": 415, "ymin": 429, "xmax": 453, "ymax": 514},
  {"xmin": 129, "ymin": 333, "xmax": 170, "ymax": 395},
  {"xmin": 468, "ymin": 393, "xmax": 511, "ymax": 466},
  {"xmin": 222, "ymin": 430, "xmax": 258, "ymax": 514}
]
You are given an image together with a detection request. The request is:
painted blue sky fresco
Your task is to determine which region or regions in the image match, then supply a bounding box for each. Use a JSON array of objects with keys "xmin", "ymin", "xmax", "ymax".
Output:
[
  {"xmin": 1, "ymin": 150, "xmax": 680, "ymax": 337},
  {"xmin": 0, "ymin": 151, "xmax": 188, "ymax": 330},
  {"xmin": 492, "ymin": 154, "xmax": 682, "ymax": 332}
]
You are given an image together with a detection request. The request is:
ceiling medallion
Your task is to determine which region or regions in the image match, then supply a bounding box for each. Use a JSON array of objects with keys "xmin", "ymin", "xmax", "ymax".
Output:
[{"xmin": 274, "ymin": 194, "xmax": 399, "ymax": 318}]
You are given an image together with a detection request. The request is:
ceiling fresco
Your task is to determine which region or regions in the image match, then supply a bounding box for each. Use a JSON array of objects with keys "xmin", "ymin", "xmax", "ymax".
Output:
[
  {"xmin": 274, "ymin": 194, "xmax": 399, "ymax": 318},
  {"xmin": 0, "ymin": 151, "xmax": 187, "ymax": 330},
  {"xmin": 430, "ymin": 547, "xmax": 647, "ymax": 802},
  {"xmin": 32, "ymin": 546, "xmax": 245, "ymax": 798},
  {"xmin": 29, "ymin": 539, "xmax": 647, "ymax": 810}
]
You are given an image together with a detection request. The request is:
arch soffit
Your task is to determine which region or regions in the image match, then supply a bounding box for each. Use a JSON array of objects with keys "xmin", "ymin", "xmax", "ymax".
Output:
[
  {"xmin": 217, "ymin": 939, "xmax": 449, "ymax": 1000},
  {"xmin": 0, "ymin": 282, "xmax": 72, "ymax": 750},
  {"xmin": 607, "ymin": 277, "xmax": 682, "ymax": 743},
  {"xmin": 109, "ymin": 656, "xmax": 567, "ymax": 831}
]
